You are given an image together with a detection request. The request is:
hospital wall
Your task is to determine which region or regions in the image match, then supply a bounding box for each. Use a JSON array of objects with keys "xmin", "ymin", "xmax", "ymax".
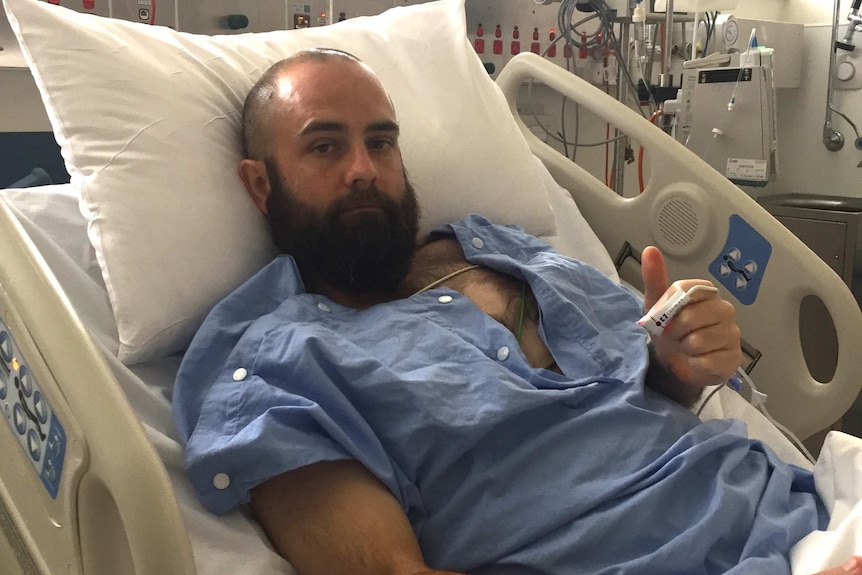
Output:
[
  {"xmin": 704, "ymin": 0, "xmax": 860, "ymax": 200},
  {"xmin": 0, "ymin": 0, "xmax": 420, "ymax": 185},
  {"xmin": 1, "ymin": 0, "xmax": 861, "ymax": 197},
  {"xmin": 505, "ymin": 0, "xmax": 862, "ymax": 200}
]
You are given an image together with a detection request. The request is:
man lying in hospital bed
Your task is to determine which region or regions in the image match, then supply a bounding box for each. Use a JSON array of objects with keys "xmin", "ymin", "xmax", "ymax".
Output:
[
  {"xmin": 172, "ymin": 48, "xmax": 853, "ymax": 575},
  {"xmin": 4, "ymin": 168, "xmax": 861, "ymax": 575},
  {"xmin": 3, "ymin": 0, "xmax": 862, "ymax": 573}
]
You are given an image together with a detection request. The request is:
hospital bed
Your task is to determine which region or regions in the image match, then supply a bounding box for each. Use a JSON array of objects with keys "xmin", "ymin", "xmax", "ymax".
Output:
[{"xmin": 2, "ymin": 0, "xmax": 862, "ymax": 574}]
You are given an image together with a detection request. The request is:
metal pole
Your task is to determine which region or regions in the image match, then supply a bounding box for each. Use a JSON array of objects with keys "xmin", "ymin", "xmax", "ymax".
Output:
[
  {"xmin": 661, "ymin": 0, "xmax": 674, "ymax": 88},
  {"xmin": 823, "ymin": 0, "xmax": 845, "ymax": 151},
  {"xmin": 614, "ymin": 20, "xmax": 631, "ymax": 195}
]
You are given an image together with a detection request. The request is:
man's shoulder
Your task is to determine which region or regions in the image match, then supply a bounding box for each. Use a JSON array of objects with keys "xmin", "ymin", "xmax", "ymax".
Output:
[
  {"xmin": 433, "ymin": 214, "xmax": 551, "ymax": 255},
  {"xmin": 175, "ymin": 256, "xmax": 305, "ymax": 412},
  {"xmin": 224, "ymin": 255, "xmax": 305, "ymax": 305},
  {"xmin": 437, "ymin": 214, "xmax": 525, "ymax": 233},
  {"xmin": 194, "ymin": 255, "xmax": 306, "ymax": 339}
]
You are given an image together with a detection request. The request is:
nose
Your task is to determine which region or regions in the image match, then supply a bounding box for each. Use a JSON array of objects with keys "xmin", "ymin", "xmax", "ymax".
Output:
[{"xmin": 344, "ymin": 144, "xmax": 378, "ymax": 190}]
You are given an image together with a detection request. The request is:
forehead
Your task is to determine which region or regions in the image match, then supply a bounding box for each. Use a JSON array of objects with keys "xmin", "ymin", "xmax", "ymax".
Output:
[{"xmin": 271, "ymin": 60, "xmax": 396, "ymax": 131}]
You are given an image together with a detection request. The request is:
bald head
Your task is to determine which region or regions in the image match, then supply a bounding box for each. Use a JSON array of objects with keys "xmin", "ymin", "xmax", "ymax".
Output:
[
  {"xmin": 241, "ymin": 49, "xmax": 386, "ymax": 161},
  {"xmin": 235, "ymin": 49, "xmax": 417, "ymax": 304}
]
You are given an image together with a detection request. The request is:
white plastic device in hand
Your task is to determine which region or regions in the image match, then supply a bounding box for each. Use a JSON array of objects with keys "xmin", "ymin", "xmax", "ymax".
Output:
[{"xmin": 637, "ymin": 285, "xmax": 719, "ymax": 336}]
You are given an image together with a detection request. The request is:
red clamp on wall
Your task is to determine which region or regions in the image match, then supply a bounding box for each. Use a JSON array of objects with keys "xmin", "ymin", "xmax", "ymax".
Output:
[
  {"xmin": 493, "ymin": 24, "xmax": 503, "ymax": 55},
  {"xmin": 530, "ymin": 27, "xmax": 540, "ymax": 54},
  {"xmin": 548, "ymin": 29, "xmax": 557, "ymax": 58},
  {"xmin": 83, "ymin": 0, "xmax": 94, "ymax": 8},
  {"xmin": 579, "ymin": 32, "xmax": 588, "ymax": 59},
  {"xmin": 474, "ymin": 23, "xmax": 485, "ymax": 54},
  {"xmin": 511, "ymin": 25, "xmax": 520, "ymax": 56}
]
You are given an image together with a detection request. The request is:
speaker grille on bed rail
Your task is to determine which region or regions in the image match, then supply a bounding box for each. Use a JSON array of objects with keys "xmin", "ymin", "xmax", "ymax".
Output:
[{"xmin": 657, "ymin": 198, "xmax": 699, "ymax": 247}]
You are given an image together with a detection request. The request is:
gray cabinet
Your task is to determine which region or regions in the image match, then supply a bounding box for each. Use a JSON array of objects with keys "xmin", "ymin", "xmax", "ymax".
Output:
[{"xmin": 758, "ymin": 194, "xmax": 862, "ymax": 437}]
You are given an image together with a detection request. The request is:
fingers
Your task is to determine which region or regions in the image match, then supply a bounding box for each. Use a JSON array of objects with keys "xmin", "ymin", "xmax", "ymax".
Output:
[
  {"xmin": 670, "ymin": 279, "xmax": 718, "ymax": 302},
  {"xmin": 640, "ymin": 246, "xmax": 742, "ymax": 387},
  {"xmin": 682, "ymin": 346, "xmax": 742, "ymax": 383},
  {"xmin": 653, "ymin": 296, "xmax": 742, "ymax": 387},
  {"xmin": 671, "ymin": 299, "xmax": 740, "ymax": 362},
  {"xmin": 812, "ymin": 556, "xmax": 862, "ymax": 575},
  {"xmin": 663, "ymin": 297, "xmax": 737, "ymax": 345},
  {"xmin": 640, "ymin": 246, "xmax": 669, "ymax": 312}
]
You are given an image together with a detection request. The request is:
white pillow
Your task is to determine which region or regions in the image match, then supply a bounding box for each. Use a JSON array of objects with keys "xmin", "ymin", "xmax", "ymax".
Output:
[{"xmin": 4, "ymin": 0, "xmax": 555, "ymax": 364}]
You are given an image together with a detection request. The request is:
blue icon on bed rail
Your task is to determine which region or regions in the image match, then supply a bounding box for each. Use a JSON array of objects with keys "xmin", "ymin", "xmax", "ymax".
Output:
[
  {"xmin": 0, "ymin": 320, "xmax": 66, "ymax": 499},
  {"xmin": 0, "ymin": 331, "xmax": 12, "ymax": 363},
  {"xmin": 709, "ymin": 215, "xmax": 772, "ymax": 306}
]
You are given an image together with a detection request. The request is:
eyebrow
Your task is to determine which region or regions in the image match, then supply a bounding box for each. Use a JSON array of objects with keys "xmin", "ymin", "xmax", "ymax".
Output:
[
  {"xmin": 299, "ymin": 120, "xmax": 400, "ymax": 137},
  {"xmin": 367, "ymin": 121, "xmax": 400, "ymax": 135},
  {"xmin": 300, "ymin": 121, "xmax": 344, "ymax": 136}
]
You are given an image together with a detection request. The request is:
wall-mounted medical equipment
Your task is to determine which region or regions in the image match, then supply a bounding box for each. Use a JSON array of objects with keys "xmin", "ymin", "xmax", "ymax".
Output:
[
  {"xmin": 466, "ymin": 1, "xmax": 626, "ymax": 84},
  {"xmin": 34, "ymin": 0, "xmax": 153, "ymax": 24},
  {"xmin": 670, "ymin": 44, "xmax": 778, "ymax": 186},
  {"xmin": 468, "ymin": 0, "xmax": 714, "ymax": 85},
  {"xmin": 713, "ymin": 17, "xmax": 803, "ymax": 89},
  {"xmin": 23, "ymin": 0, "xmax": 406, "ymax": 34},
  {"xmin": 824, "ymin": 0, "xmax": 862, "ymax": 152},
  {"xmin": 469, "ymin": 0, "xmax": 770, "ymax": 195},
  {"xmin": 541, "ymin": 0, "xmax": 740, "ymax": 14},
  {"xmin": 838, "ymin": 0, "xmax": 862, "ymax": 51},
  {"xmin": 113, "ymin": 0, "xmax": 155, "ymax": 25},
  {"xmin": 663, "ymin": 17, "xmax": 802, "ymax": 187},
  {"xmin": 38, "ymin": 0, "xmax": 157, "ymax": 24},
  {"xmin": 652, "ymin": 0, "xmax": 737, "ymax": 12}
]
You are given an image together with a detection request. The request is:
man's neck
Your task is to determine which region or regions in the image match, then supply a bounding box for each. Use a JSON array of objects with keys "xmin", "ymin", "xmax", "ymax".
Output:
[{"xmin": 304, "ymin": 275, "xmax": 392, "ymax": 310}]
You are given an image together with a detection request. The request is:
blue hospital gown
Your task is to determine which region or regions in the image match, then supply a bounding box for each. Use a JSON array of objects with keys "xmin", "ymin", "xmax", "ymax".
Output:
[{"xmin": 173, "ymin": 214, "xmax": 827, "ymax": 574}]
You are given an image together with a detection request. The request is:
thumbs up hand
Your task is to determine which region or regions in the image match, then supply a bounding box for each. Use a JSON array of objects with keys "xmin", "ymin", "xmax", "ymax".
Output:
[{"xmin": 641, "ymin": 246, "xmax": 742, "ymax": 389}]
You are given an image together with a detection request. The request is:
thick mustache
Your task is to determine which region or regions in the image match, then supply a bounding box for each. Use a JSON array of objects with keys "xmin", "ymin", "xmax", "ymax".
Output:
[{"xmin": 332, "ymin": 188, "xmax": 394, "ymax": 214}]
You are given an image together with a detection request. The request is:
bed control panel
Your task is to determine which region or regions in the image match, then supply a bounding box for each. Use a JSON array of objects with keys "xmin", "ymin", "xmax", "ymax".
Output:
[
  {"xmin": 708, "ymin": 215, "xmax": 772, "ymax": 306},
  {"xmin": 0, "ymin": 319, "xmax": 66, "ymax": 499}
]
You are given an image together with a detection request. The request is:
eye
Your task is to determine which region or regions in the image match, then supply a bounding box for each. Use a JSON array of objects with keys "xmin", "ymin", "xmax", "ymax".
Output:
[
  {"xmin": 368, "ymin": 137, "xmax": 395, "ymax": 151},
  {"xmin": 312, "ymin": 142, "xmax": 335, "ymax": 154}
]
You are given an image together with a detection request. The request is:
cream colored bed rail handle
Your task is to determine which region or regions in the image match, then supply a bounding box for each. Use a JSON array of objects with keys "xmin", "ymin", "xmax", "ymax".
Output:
[
  {"xmin": 765, "ymin": 259, "xmax": 862, "ymax": 436},
  {"xmin": 496, "ymin": 53, "xmax": 862, "ymax": 439},
  {"xmin": 496, "ymin": 53, "xmax": 677, "ymax": 183},
  {"xmin": 0, "ymin": 196, "xmax": 197, "ymax": 575}
]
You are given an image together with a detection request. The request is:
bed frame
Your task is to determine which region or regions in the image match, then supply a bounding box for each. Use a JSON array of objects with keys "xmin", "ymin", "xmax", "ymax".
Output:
[
  {"xmin": 0, "ymin": 196, "xmax": 195, "ymax": 574},
  {"xmin": 0, "ymin": 52, "xmax": 860, "ymax": 575},
  {"xmin": 498, "ymin": 53, "xmax": 862, "ymax": 443}
]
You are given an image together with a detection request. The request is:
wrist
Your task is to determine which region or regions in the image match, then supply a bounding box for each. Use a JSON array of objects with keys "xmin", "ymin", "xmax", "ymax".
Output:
[
  {"xmin": 646, "ymin": 341, "xmax": 675, "ymax": 377},
  {"xmin": 645, "ymin": 342, "xmax": 703, "ymax": 408}
]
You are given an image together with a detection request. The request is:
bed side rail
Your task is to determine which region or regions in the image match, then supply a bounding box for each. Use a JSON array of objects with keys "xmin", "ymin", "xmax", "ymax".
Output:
[
  {"xmin": 0, "ymin": 195, "xmax": 196, "ymax": 575},
  {"xmin": 496, "ymin": 52, "xmax": 862, "ymax": 440}
]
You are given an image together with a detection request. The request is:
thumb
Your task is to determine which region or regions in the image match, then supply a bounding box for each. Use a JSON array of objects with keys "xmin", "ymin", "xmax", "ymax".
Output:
[{"xmin": 641, "ymin": 246, "xmax": 670, "ymax": 312}]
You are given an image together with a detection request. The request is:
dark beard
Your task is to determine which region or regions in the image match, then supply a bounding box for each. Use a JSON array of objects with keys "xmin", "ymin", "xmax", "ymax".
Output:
[{"xmin": 264, "ymin": 159, "xmax": 421, "ymax": 297}]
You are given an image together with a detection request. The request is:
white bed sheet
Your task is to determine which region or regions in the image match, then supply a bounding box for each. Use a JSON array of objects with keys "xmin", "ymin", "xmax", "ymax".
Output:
[
  {"xmin": 4, "ymin": 181, "xmax": 858, "ymax": 574},
  {"xmin": 792, "ymin": 431, "xmax": 862, "ymax": 573}
]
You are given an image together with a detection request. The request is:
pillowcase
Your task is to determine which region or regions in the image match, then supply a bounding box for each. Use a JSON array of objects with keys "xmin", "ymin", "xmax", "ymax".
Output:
[{"xmin": 4, "ymin": 0, "xmax": 555, "ymax": 364}]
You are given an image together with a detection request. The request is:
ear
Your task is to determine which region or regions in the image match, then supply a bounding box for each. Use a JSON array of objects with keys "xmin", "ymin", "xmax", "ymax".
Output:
[{"xmin": 238, "ymin": 159, "xmax": 271, "ymax": 215}]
